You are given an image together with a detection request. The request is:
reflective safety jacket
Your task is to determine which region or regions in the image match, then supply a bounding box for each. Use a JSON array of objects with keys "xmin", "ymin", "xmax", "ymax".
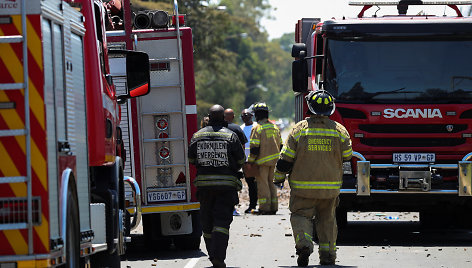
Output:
[
  {"xmin": 274, "ymin": 116, "xmax": 352, "ymax": 199},
  {"xmin": 248, "ymin": 119, "xmax": 282, "ymax": 166},
  {"xmin": 189, "ymin": 124, "xmax": 246, "ymax": 191}
]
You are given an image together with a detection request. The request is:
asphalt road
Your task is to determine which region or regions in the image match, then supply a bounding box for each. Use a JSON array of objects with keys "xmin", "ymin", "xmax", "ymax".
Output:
[{"xmin": 120, "ymin": 207, "xmax": 472, "ymax": 268}]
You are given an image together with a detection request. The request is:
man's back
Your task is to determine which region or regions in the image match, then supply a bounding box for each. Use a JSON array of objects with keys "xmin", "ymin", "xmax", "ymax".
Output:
[
  {"xmin": 189, "ymin": 125, "xmax": 246, "ymax": 190},
  {"xmin": 281, "ymin": 116, "xmax": 352, "ymax": 198},
  {"xmin": 248, "ymin": 119, "xmax": 281, "ymax": 166}
]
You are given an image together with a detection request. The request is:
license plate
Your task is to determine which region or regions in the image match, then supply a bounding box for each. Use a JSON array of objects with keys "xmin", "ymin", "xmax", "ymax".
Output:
[
  {"xmin": 393, "ymin": 153, "xmax": 435, "ymax": 163},
  {"xmin": 147, "ymin": 190, "xmax": 186, "ymax": 202}
]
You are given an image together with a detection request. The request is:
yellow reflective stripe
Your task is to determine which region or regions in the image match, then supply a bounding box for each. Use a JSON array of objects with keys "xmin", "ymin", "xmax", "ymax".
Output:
[
  {"xmin": 258, "ymin": 198, "xmax": 267, "ymax": 204},
  {"xmin": 195, "ymin": 175, "xmax": 242, "ymax": 189},
  {"xmin": 343, "ymin": 148, "xmax": 353, "ymax": 157},
  {"xmin": 213, "ymin": 226, "xmax": 229, "ymax": 235},
  {"xmin": 247, "ymin": 156, "xmax": 256, "ymax": 162},
  {"xmin": 203, "ymin": 232, "xmax": 212, "ymax": 239},
  {"xmin": 304, "ymin": 232, "xmax": 312, "ymax": 242},
  {"xmin": 271, "ymin": 197, "xmax": 278, "ymax": 203},
  {"xmin": 255, "ymin": 153, "xmax": 279, "ymax": 164},
  {"xmin": 319, "ymin": 243, "xmax": 330, "ymax": 251},
  {"xmin": 250, "ymin": 139, "xmax": 260, "ymax": 145},
  {"xmin": 274, "ymin": 171, "xmax": 285, "ymax": 180},
  {"xmin": 290, "ymin": 180, "xmax": 342, "ymax": 189},
  {"xmin": 256, "ymin": 123, "xmax": 275, "ymax": 133},
  {"xmin": 295, "ymin": 128, "xmax": 348, "ymax": 142},
  {"xmin": 194, "ymin": 132, "xmax": 232, "ymax": 138},
  {"xmin": 281, "ymin": 146, "xmax": 296, "ymax": 158}
]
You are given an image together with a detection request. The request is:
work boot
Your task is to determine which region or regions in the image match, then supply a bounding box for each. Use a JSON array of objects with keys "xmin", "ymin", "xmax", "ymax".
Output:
[
  {"xmin": 296, "ymin": 247, "xmax": 310, "ymax": 267},
  {"xmin": 210, "ymin": 258, "xmax": 226, "ymax": 268},
  {"xmin": 319, "ymin": 251, "xmax": 336, "ymax": 265},
  {"xmin": 244, "ymin": 207, "xmax": 256, "ymax": 214}
]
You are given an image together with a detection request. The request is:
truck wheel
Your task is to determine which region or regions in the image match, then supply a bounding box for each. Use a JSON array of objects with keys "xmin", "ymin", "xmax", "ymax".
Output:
[{"xmin": 65, "ymin": 190, "xmax": 80, "ymax": 268}]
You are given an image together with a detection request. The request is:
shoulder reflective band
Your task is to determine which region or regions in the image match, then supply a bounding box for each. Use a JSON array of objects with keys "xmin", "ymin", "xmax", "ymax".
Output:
[{"xmin": 294, "ymin": 128, "xmax": 348, "ymax": 142}]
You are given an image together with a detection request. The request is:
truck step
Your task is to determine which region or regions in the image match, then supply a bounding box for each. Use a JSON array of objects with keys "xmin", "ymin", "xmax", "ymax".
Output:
[
  {"xmin": 0, "ymin": 129, "xmax": 27, "ymax": 137},
  {"xmin": 0, "ymin": 176, "xmax": 27, "ymax": 184},
  {"xmin": 0, "ymin": 83, "xmax": 24, "ymax": 90},
  {"xmin": 0, "ymin": 35, "xmax": 23, "ymax": 44}
]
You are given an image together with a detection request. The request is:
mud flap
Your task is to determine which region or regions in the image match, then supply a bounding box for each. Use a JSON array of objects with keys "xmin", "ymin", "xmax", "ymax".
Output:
[
  {"xmin": 459, "ymin": 161, "xmax": 472, "ymax": 196},
  {"xmin": 356, "ymin": 161, "xmax": 370, "ymax": 196}
]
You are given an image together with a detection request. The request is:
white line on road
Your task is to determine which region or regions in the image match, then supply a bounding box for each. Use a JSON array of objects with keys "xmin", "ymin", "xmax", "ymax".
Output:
[{"xmin": 183, "ymin": 257, "xmax": 200, "ymax": 268}]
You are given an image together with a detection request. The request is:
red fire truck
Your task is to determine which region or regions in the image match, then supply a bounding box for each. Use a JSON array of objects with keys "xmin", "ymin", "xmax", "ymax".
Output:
[
  {"xmin": 106, "ymin": 0, "xmax": 200, "ymax": 249},
  {"xmin": 0, "ymin": 0, "xmax": 149, "ymax": 266},
  {"xmin": 292, "ymin": 0, "xmax": 472, "ymax": 227}
]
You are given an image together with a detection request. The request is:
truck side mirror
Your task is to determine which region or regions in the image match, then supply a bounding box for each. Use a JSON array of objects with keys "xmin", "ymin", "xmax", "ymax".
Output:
[
  {"xmin": 292, "ymin": 43, "xmax": 307, "ymax": 58},
  {"xmin": 126, "ymin": 51, "xmax": 150, "ymax": 98},
  {"xmin": 292, "ymin": 59, "xmax": 308, "ymax": 92}
]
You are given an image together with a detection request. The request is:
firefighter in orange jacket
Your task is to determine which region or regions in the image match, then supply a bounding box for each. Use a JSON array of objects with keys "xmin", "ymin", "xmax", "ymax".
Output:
[
  {"xmin": 274, "ymin": 90, "xmax": 352, "ymax": 266},
  {"xmin": 247, "ymin": 103, "xmax": 282, "ymax": 214}
]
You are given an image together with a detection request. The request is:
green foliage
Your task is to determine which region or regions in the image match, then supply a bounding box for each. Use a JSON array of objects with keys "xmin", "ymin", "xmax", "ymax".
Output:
[{"xmin": 131, "ymin": 0, "xmax": 295, "ymax": 122}]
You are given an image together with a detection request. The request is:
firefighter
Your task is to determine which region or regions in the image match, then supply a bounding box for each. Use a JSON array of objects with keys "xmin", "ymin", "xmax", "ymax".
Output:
[
  {"xmin": 247, "ymin": 102, "xmax": 282, "ymax": 215},
  {"xmin": 188, "ymin": 104, "xmax": 246, "ymax": 268},
  {"xmin": 274, "ymin": 90, "xmax": 352, "ymax": 266}
]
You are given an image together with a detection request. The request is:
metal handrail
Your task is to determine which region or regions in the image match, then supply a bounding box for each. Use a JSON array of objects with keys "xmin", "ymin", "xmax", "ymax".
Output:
[{"xmin": 124, "ymin": 176, "xmax": 142, "ymax": 231}]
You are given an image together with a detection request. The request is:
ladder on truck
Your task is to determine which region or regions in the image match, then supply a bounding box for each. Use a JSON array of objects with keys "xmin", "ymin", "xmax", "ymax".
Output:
[
  {"xmin": 172, "ymin": 0, "xmax": 191, "ymax": 203},
  {"xmin": 137, "ymin": 0, "xmax": 192, "ymax": 202},
  {"xmin": 0, "ymin": 0, "xmax": 34, "ymax": 254}
]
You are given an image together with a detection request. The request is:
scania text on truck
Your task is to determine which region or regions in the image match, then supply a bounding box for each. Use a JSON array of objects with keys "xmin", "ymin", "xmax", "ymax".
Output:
[
  {"xmin": 106, "ymin": 0, "xmax": 201, "ymax": 249},
  {"xmin": 0, "ymin": 0, "xmax": 150, "ymax": 266},
  {"xmin": 291, "ymin": 0, "xmax": 472, "ymax": 227}
]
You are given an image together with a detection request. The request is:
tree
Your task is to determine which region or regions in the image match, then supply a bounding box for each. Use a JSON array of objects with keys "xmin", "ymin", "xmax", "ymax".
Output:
[{"xmin": 131, "ymin": 0, "xmax": 295, "ymax": 122}]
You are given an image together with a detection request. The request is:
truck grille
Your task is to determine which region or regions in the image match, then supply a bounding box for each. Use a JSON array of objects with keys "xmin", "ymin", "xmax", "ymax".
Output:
[
  {"xmin": 360, "ymin": 138, "xmax": 466, "ymax": 147},
  {"xmin": 358, "ymin": 124, "xmax": 467, "ymax": 134}
]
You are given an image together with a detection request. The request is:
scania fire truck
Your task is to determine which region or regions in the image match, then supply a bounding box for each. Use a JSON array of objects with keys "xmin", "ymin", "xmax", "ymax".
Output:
[
  {"xmin": 0, "ymin": 0, "xmax": 149, "ymax": 266},
  {"xmin": 106, "ymin": 0, "xmax": 201, "ymax": 249},
  {"xmin": 292, "ymin": 0, "xmax": 472, "ymax": 227}
]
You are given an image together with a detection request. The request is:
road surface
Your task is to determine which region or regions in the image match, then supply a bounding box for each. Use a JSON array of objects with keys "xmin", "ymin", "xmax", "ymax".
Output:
[{"xmin": 121, "ymin": 204, "xmax": 472, "ymax": 267}]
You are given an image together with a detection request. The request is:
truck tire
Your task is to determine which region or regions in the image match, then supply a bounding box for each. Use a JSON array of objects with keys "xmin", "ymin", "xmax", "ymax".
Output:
[
  {"xmin": 65, "ymin": 188, "xmax": 80, "ymax": 268},
  {"xmin": 174, "ymin": 211, "xmax": 202, "ymax": 250}
]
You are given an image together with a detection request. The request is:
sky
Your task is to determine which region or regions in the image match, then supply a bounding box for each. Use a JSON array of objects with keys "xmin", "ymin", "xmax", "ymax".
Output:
[{"xmin": 260, "ymin": 0, "xmax": 465, "ymax": 39}]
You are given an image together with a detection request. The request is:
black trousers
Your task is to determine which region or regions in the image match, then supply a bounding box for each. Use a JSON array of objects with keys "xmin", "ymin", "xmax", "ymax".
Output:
[
  {"xmin": 245, "ymin": 177, "xmax": 258, "ymax": 208},
  {"xmin": 197, "ymin": 188, "xmax": 239, "ymax": 262}
]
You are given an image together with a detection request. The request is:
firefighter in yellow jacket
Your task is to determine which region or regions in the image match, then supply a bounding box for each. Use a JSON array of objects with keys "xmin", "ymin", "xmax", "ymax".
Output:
[
  {"xmin": 274, "ymin": 90, "xmax": 352, "ymax": 266},
  {"xmin": 247, "ymin": 103, "xmax": 282, "ymax": 214}
]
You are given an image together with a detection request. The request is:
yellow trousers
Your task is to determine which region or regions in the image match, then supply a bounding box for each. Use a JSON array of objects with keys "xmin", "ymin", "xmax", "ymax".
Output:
[
  {"xmin": 256, "ymin": 165, "xmax": 278, "ymax": 212},
  {"xmin": 289, "ymin": 195, "xmax": 338, "ymax": 257}
]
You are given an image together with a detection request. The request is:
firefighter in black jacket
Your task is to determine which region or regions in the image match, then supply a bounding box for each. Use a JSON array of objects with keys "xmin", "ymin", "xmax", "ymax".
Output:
[{"xmin": 189, "ymin": 104, "xmax": 246, "ymax": 268}]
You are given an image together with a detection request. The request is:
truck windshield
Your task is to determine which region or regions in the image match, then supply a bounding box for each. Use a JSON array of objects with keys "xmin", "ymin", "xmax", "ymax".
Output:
[{"xmin": 324, "ymin": 39, "xmax": 472, "ymax": 103}]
